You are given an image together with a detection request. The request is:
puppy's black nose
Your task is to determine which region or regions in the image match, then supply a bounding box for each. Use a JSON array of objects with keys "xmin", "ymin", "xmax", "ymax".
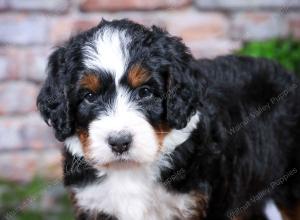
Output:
[{"xmin": 107, "ymin": 131, "xmax": 132, "ymax": 154}]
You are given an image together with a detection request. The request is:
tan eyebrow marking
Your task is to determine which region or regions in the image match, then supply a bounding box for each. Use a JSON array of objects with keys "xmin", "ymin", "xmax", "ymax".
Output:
[
  {"xmin": 80, "ymin": 74, "xmax": 101, "ymax": 92},
  {"xmin": 127, "ymin": 64, "xmax": 151, "ymax": 88}
]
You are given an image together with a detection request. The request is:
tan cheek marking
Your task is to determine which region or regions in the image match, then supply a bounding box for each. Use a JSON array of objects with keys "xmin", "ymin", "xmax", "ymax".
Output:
[
  {"xmin": 154, "ymin": 123, "xmax": 171, "ymax": 150},
  {"xmin": 80, "ymin": 74, "xmax": 101, "ymax": 92},
  {"xmin": 280, "ymin": 202, "xmax": 300, "ymax": 220},
  {"xmin": 232, "ymin": 217, "xmax": 243, "ymax": 220},
  {"xmin": 293, "ymin": 204, "xmax": 300, "ymax": 220},
  {"xmin": 128, "ymin": 64, "xmax": 150, "ymax": 88},
  {"xmin": 189, "ymin": 192, "xmax": 209, "ymax": 220},
  {"xmin": 77, "ymin": 129, "xmax": 92, "ymax": 158}
]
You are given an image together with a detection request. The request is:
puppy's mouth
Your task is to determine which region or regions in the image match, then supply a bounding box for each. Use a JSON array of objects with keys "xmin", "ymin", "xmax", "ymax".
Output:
[{"xmin": 102, "ymin": 159, "xmax": 141, "ymax": 169}]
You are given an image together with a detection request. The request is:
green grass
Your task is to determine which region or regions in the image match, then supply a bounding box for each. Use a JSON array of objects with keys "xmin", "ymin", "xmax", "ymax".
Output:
[
  {"xmin": 0, "ymin": 177, "xmax": 73, "ymax": 220},
  {"xmin": 237, "ymin": 38, "xmax": 300, "ymax": 75}
]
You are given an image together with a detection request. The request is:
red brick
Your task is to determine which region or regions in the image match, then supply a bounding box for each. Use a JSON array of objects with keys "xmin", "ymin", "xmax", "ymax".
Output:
[
  {"xmin": 49, "ymin": 17, "xmax": 99, "ymax": 44},
  {"xmin": 49, "ymin": 18, "xmax": 73, "ymax": 44},
  {"xmin": 0, "ymin": 113, "xmax": 62, "ymax": 150},
  {"xmin": 187, "ymin": 39, "xmax": 242, "ymax": 59},
  {"xmin": 194, "ymin": 0, "xmax": 300, "ymax": 10},
  {"xmin": 126, "ymin": 15, "xmax": 168, "ymax": 28},
  {"xmin": 0, "ymin": 116, "xmax": 23, "ymax": 149},
  {"xmin": 288, "ymin": 14, "xmax": 300, "ymax": 39},
  {"xmin": 50, "ymin": 17, "xmax": 109, "ymax": 44},
  {"xmin": 23, "ymin": 47, "xmax": 51, "ymax": 82},
  {"xmin": 166, "ymin": 11, "xmax": 229, "ymax": 42},
  {"xmin": 0, "ymin": 0, "xmax": 7, "ymax": 10},
  {"xmin": 72, "ymin": 19, "xmax": 99, "ymax": 33},
  {"xmin": 0, "ymin": 82, "xmax": 39, "ymax": 115},
  {"xmin": 231, "ymin": 12, "xmax": 288, "ymax": 40},
  {"xmin": 0, "ymin": 149, "xmax": 62, "ymax": 182},
  {"xmin": 0, "ymin": 47, "xmax": 25, "ymax": 80},
  {"xmin": 22, "ymin": 113, "xmax": 62, "ymax": 150},
  {"xmin": 0, "ymin": 47, "xmax": 51, "ymax": 82},
  {"xmin": 7, "ymin": 0, "xmax": 69, "ymax": 13},
  {"xmin": 0, "ymin": 55, "xmax": 9, "ymax": 80},
  {"xmin": 0, "ymin": 15, "xmax": 49, "ymax": 45},
  {"xmin": 80, "ymin": 0, "xmax": 191, "ymax": 12}
]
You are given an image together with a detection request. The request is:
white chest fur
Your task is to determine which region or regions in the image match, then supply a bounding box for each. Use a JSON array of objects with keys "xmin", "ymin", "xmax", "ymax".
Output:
[{"xmin": 73, "ymin": 168, "xmax": 197, "ymax": 220}]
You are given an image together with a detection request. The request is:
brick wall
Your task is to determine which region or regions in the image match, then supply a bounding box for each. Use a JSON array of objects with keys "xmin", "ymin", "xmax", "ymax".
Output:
[{"xmin": 0, "ymin": 0, "xmax": 300, "ymax": 182}]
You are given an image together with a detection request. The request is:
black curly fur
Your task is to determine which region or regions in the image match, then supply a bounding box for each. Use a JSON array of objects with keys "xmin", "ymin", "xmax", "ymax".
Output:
[{"xmin": 160, "ymin": 56, "xmax": 300, "ymax": 219}]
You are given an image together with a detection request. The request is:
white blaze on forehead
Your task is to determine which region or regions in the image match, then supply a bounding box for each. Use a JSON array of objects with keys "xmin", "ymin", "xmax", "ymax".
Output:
[
  {"xmin": 109, "ymin": 88, "xmax": 137, "ymax": 118},
  {"xmin": 83, "ymin": 27, "xmax": 130, "ymax": 85}
]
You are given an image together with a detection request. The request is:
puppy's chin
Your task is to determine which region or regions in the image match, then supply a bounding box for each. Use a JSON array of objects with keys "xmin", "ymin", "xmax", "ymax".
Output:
[
  {"xmin": 87, "ymin": 154, "xmax": 147, "ymax": 171},
  {"xmin": 101, "ymin": 159, "xmax": 141, "ymax": 170}
]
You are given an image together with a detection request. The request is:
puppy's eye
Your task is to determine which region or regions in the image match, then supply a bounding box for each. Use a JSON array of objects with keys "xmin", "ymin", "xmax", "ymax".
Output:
[
  {"xmin": 84, "ymin": 92, "xmax": 97, "ymax": 102},
  {"xmin": 136, "ymin": 87, "xmax": 153, "ymax": 99}
]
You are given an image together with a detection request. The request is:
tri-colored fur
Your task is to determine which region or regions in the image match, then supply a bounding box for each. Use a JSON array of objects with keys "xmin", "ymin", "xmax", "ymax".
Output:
[{"xmin": 37, "ymin": 19, "xmax": 300, "ymax": 220}]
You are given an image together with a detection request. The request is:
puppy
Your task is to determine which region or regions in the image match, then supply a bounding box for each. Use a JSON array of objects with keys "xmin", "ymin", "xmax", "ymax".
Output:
[{"xmin": 37, "ymin": 19, "xmax": 300, "ymax": 220}]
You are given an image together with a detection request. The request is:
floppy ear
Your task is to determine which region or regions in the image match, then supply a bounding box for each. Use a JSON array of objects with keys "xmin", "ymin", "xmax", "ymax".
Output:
[
  {"xmin": 166, "ymin": 66, "xmax": 199, "ymax": 129},
  {"xmin": 37, "ymin": 47, "xmax": 74, "ymax": 141},
  {"xmin": 151, "ymin": 26, "xmax": 202, "ymax": 129}
]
